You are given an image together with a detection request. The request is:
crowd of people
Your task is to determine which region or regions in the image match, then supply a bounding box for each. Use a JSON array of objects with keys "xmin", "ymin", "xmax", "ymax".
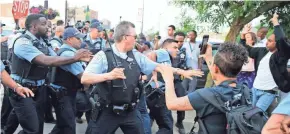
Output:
[{"xmin": 0, "ymin": 12, "xmax": 290, "ymax": 134}]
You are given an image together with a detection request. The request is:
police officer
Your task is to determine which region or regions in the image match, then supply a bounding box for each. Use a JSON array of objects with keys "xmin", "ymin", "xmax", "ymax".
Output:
[
  {"xmin": 49, "ymin": 27, "xmax": 89, "ymax": 134},
  {"xmin": 6, "ymin": 14, "xmax": 91, "ymax": 134},
  {"xmin": 173, "ymin": 32, "xmax": 187, "ymax": 134},
  {"xmin": 147, "ymin": 38, "xmax": 203, "ymax": 134},
  {"xmin": 82, "ymin": 21, "xmax": 202, "ymax": 134},
  {"xmin": 50, "ymin": 26, "xmax": 64, "ymax": 52},
  {"xmin": 83, "ymin": 22, "xmax": 106, "ymax": 54}
]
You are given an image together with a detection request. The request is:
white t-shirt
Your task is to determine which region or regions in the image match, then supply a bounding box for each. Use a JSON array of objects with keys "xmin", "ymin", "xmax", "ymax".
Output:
[
  {"xmin": 253, "ymin": 52, "xmax": 277, "ymax": 90},
  {"xmin": 182, "ymin": 42, "xmax": 200, "ymax": 69},
  {"xmin": 254, "ymin": 38, "xmax": 267, "ymax": 47}
]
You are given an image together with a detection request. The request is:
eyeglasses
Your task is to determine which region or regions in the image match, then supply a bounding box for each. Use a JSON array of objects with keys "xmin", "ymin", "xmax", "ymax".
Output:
[{"xmin": 126, "ymin": 35, "xmax": 137, "ymax": 39}]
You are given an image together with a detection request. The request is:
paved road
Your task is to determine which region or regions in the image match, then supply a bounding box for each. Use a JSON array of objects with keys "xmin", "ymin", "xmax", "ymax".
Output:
[{"xmin": 1, "ymin": 85, "xmax": 198, "ymax": 134}]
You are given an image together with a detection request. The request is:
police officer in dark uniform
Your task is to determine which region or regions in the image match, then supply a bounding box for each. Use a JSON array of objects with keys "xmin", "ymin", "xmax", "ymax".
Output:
[
  {"xmin": 82, "ymin": 21, "xmax": 202, "ymax": 134},
  {"xmin": 49, "ymin": 27, "xmax": 89, "ymax": 134},
  {"xmin": 147, "ymin": 38, "xmax": 203, "ymax": 134},
  {"xmin": 6, "ymin": 14, "xmax": 91, "ymax": 134},
  {"xmin": 173, "ymin": 32, "xmax": 187, "ymax": 134}
]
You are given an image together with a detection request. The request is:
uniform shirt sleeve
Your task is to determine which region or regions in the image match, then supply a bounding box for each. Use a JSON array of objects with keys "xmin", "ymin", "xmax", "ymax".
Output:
[
  {"xmin": 59, "ymin": 51, "xmax": 85, "ymax": 76},
  {"xmin": 84, "ymin": 51, "xmax": 108, "ymax": 74},
  {"xmin": 272, "ymin": 94, "xmax": 290, "ymax": 115},
  {"xmin": 50, "ymin": 40, "xmax": 61, "ymax": 50},
  {"xmin": 133, "ymin": 49, "xmax": 158, "ymax": 75},
  {"xmin": 1, "ymin": 61, "xmax": 5, "ymax": 72},
  {"xmin": 14, "ymin": 38, "xmax": 43, "ymax": 63}
]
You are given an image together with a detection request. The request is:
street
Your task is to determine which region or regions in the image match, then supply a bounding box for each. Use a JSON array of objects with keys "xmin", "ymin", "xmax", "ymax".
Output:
[{"xmin": 13, "ymin": 110, "xmax": 198, "ymax": 134}]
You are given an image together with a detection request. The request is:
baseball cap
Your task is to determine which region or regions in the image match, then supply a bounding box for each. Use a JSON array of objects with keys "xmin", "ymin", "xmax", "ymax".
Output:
[
  {"xmin": 144, "ymin": 41, "xmax": 151, "ymax": 48},
  {"xmin": 63, "ymin": 27, "xmax": 86, "ymax": 40},
  {"xmin": 91, "ymin": 19, "xmax": 100, "ymax": 24},
  {"xmin": 90, "ymin": 22, "xmax": 104, "ymax": 31}
]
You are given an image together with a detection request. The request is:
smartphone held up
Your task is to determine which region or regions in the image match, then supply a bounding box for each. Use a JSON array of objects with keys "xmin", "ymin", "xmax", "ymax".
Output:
[{"xmin": 199, "ymin": 35, "xmax": 209, "ymax": 55}]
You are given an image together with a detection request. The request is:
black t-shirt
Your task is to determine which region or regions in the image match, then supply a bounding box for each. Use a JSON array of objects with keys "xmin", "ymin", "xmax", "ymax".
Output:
[{"xmin": 188, "ymin": 86, "xmax": 240, "ymax": 134}]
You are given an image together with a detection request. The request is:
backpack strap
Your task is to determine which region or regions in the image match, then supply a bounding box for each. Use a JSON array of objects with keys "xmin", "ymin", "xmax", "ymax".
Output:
[
  {"xmin": 50, "ymin": 37, "xmax": 63, "ymax": 45},
  {"xmin": 196, "ymin": 89, "xmax": 227, "ymax": 113}
]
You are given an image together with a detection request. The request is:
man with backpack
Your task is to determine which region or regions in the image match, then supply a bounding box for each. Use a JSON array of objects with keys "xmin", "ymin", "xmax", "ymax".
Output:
[{"xmin": 159, "ymin": 42, "xmax": 268, "ymax": 134}]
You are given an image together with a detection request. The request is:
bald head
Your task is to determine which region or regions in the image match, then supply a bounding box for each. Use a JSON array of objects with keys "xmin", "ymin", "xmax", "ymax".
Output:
[{"xmin": 55, "ymin": 26, "xmax": 64, "ymax": 38}]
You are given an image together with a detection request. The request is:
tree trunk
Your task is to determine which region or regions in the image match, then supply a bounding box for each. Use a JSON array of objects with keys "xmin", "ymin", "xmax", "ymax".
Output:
[{"xmin": 225, "ymin": 17, "xmax": 245, "ymax": 42}]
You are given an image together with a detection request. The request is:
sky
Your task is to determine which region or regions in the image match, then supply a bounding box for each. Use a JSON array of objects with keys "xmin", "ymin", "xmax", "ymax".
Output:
[{"xmin": 0, "ymin": 0, "xmax": 182, "ymax": 36}]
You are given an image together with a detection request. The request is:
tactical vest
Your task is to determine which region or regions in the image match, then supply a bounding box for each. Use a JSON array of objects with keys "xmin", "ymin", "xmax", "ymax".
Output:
[
  {"xmin": 11, "ymin": 34, "xmax": 50, "ymax": 81},
  {"xmin": 1, "ymin": 39, "xmax": 8, "ymax": 61},
  {"xmin": 97, "ymin": 48, "xmax": 141, "ymax": 105},
  {"xmin": 84, "ymin": 36, "xmax": 103, "ymax": 55},
  {"xmin": 51, "ymin": 48, "xmax": 84, "ymax": 89},
  {"xmin": 50, "ymin": 37, "xmax": 63, "ymax": 46}
]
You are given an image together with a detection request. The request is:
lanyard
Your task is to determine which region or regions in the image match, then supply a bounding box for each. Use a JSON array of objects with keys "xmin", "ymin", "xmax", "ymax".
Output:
[{"xmin": 189, "ymin": 42, "xmax": 194, "ymax": 52}]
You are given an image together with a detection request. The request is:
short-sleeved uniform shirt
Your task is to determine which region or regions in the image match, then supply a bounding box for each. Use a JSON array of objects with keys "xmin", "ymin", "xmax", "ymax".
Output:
[
  {"xmin": 85, "ymin": 44, "xmax": 158, "ymax": 76},
  {"xmin": 272, "ymin": 93, "xmax": 290, "ymax": 115},
  {"xmin": 85, "ymin": 33, "xmax": 106, "ymax": 49},
  {"xmin": 10, "ymin": 31, "xmax": 56, "ymax": 86},
  {"xmin": 50, "ymin": 44, "xmax": 86, "ymax": 89},
  {"xmin": 50, "ymin": 36, "xmax": 63, "ymax": 50}
]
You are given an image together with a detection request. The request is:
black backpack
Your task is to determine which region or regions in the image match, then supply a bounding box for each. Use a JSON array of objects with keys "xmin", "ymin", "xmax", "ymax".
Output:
[{"xmin": 189, "ymin": 81, "xmax": 268, "ymax": 134}]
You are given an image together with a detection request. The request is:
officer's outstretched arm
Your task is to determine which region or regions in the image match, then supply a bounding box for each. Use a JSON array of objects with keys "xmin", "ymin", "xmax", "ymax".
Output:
[
  {"xmin": 81, "ymin": 68, "xmax": 126, "ymax": 85},
  {"xmin": 32, "ymin": 49, "xmax": 91, "ymax": 67}
]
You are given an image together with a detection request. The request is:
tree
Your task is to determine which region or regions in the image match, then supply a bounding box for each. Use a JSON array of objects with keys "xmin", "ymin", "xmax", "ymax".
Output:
[
  {"xmin": 175, "ymin": 8, "xmax": 196, "ymax": 34},
  {"xmin": 174, "ymin": 1, "xmax": 290, "ymax": 42}
]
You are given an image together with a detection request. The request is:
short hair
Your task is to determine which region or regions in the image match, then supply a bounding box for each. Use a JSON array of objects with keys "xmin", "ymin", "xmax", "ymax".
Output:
[
  {"xmin": 213, "ymin": 42, "xmax": 248, "ymax": 77},
  {"xmin": 85, "ymin": 21, "xmax": 90, "ymax": 24},
  {"xmin": 174, "ymin": 32, "xmax": 185, "ymax": 38},
  {"xmin": 162, "ymin": 38, "xmax": 178, "ymax": 48},
  {"xmin": 25, "ymin": 14, "xmax": 46, "ymax": 30},
  {"xmin": 246, "ymin": 32, "xmax": 257, "ymax": 45},
  {"xmin": 258, "ymin": 27, "xmax": 268, "ymax": 32},
  {"xmin": 168, "ymin": 25, "xmax": 175, "ymax": 31},
  {"xmin": 114, "ymin": 21, "xmax": 135, "ymax": 43},
  {"xmin": 188, "ymin": 30, "xmax": 197, "ymax": 36},
  {"xmin": 110, "ymin": 29, "xmax": 114, "ymax": 32},
  {"xmin": 56, "ymin": 20, "xmax": 64, "ymax": 26}
]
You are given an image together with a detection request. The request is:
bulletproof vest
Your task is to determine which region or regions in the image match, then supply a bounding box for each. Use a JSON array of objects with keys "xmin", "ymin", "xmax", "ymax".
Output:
[
  {"xmin": 11, "ymin": 34, "xmax": 50, "ymax": 81},
  {"xmin": 97, "ymin": 48, "xmax": 141, "ymax": 105},
  {"xmin": 1, "ymin": 36, "xmax": 8, "ymax": 61},
  {"xmin": 51, "ymin": 48, "xmax": 84, "ymax": 89},
  {"xmin": 50, "ymin": 37, "xmax": 63, "ymax": 45},
  {"xmin": 84, "ymin": 36, "xmax": 103, "ymax": 55}
]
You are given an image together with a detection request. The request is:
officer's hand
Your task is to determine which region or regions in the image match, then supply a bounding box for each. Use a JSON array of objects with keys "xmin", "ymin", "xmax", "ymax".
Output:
[
  {"xmin": 74, "ymin": 49, "xmax": 92, "ymax": 62},
  {"xmin": 15, "ymin": 86, "xmax": 35, "ymax": 98},
  {"xmin": 108, "ymin": 68, "xmax": 126, "ymax": 80},
  {"xmin": 281, "ymin": 116, "xmax": 290, "ymax": 134},
  {"xmin": 182, "ymin": 69, "xmax": 204, "ymax": 80}
]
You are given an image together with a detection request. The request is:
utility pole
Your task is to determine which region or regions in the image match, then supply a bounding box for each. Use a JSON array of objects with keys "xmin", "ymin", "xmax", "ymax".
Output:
[
  {"xmin": 65, "ymin": 0, "xmax": 68, "ymax": 25},
  {"xmin": 140, "ymin": 0, "xmax": 144, "ymax": 33},
  {"xmin": 44, "ymin": 0, "xmax": 48, "ymax": 9},
  {"xmin": 120, "ymin": 16, "xmax": 122, "ymax": 22}
]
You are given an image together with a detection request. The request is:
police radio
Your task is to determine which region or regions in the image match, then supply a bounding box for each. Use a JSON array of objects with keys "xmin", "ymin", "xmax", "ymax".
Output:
[{"xmin": 103, "ymin": 30, "xmax": 128, "ymax": 89}]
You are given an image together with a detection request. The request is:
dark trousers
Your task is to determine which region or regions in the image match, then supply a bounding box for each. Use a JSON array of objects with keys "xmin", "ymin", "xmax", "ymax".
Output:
[
  {"xmin": 44, "ymin": 95, "xmax": 55, "ymax": 121},
  {"xmin": 7, "ymin": 86, "xmax": 47, "ymax": 134},
  {"xmin": 76, "ymin": 110, "xmax": 91, "ymax": 123},
  {"xmin": 1, "ymin": 87, "xmax": 14, "ymax": 129},
  {"xmin": 148, "ymin": 104, "xmax": 173, "ymax": 134},
  {"xmin": 85, "ymin": 108, "xmax": 144, "ymax": 134},
  {"xmin": 174, "ymin": 81, "xmax": 186, "ymax": 122},
  {"xmin": 50, "ymin": 92, "xmax": 77, "ymax": 134},
  {"xmin": 3, "ymin": 109, "xmax": 19, "ymax": 134}
]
